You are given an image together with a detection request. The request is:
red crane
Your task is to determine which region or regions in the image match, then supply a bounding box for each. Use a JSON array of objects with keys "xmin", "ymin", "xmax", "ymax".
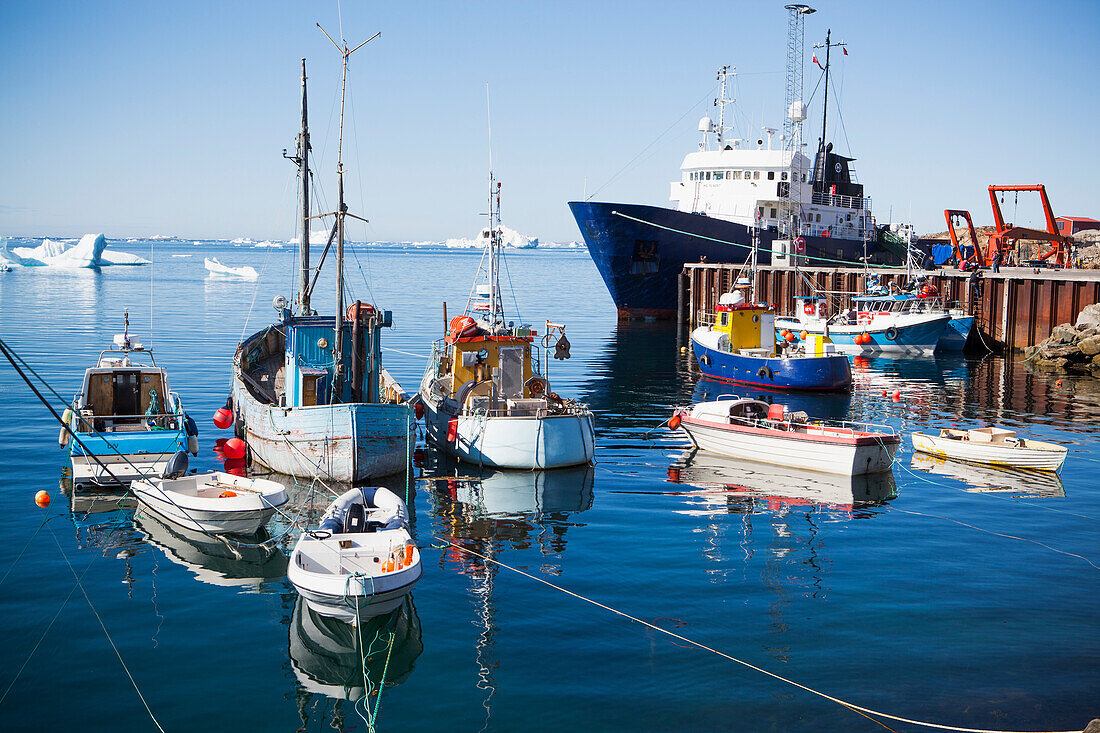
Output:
[
  {"xmin": 943, "ymin": 209, "xmax": 981, "ymax": 267},
  {"xmin": 987, "ymin": 185, "xmax": 1073, "ymax": 268}
]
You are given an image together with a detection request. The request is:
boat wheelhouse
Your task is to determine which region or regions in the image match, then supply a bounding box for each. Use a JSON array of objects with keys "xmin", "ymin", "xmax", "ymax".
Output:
[{"xmin": 65, "ymin": 319, "xmax": 197, "ymax": 487}]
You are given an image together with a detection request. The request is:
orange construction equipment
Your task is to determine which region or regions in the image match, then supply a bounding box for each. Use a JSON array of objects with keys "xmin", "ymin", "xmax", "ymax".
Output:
[
  {"xmin": 943, "ymin": 209, "xmax": 981, "ymax": 267},
  {"xmin": 987, "ymin": 185, "xmax": 1073, "ymax": 268}
]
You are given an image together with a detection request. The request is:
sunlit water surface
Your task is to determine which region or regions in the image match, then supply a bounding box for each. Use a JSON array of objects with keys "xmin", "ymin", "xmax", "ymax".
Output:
[{"xmin": 0, "ymin": 240, "xmax": 1097, "ymax": 731}]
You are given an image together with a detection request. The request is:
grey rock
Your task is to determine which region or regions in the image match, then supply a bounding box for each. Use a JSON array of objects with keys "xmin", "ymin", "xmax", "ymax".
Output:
[
  {"xmin": 1075, "ymin": 303, "xmax": 1100, "ymax": 331},
  {"xmin": 1037, "ymin": 357, "xmax": 1069, "ymax": 369},
  {"xmin": 1041, "ymin": 344, "xmax": 1079, "ymax": 359},
  {"xmin": 1051, "ymin": 323, "xmax": 1079, "ymax": 343},
  {"xmin": 1080, "ymin": 334, "xmax": 1100, "ymax": 356},
  {"xmin": 1084, "ymin": 718, "xmax": 1100, "ymax": 733}
]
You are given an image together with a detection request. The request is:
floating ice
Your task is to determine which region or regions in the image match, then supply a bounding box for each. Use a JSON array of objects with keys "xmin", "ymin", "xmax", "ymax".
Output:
[
  {"xmin": 3, "ymin": 234, "xmax": 150, "ymax": 268},
  {"xmin": 204, "ymin": 257, "xmax": 259, "ymax": 279},
  {"xmin": 287, "ymin": 228, "xmax": 334, "ymax": 246},
  {"xmin": 444, "ymin": 224, "xmax": 538, "ymax": 249}
]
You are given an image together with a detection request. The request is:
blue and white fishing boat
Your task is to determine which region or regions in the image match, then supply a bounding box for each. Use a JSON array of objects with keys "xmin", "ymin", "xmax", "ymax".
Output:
[
  {"xmin": 865, "ymin": 274, "xmax": 974, "ymax": 351},
  {"xmin": 232, "ymin": 58, "xmax": 414, "ymax": 483},
  {"xmin": 776, "ymin": 294, "xmax": 951, "ymax": 356},
  {"xmin": 64, "ymin": 314, "xmax": 198, "ymax": 488}
]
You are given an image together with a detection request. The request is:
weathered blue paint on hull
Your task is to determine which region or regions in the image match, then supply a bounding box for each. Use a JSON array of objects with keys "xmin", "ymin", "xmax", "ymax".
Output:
[
  {"xmin": 233, "ymin": 378, "xmax": 414, "ymax": 483},
  {"xmin": 569, "ymin": 201, "xmax": 891, "ymax": 318},
  {"xmin": 69, "ymin": 429, "xmax": 188, "ymax": 484},
  {"xmin": 690, "ymin": 338, "xmax": 852, "ymax": 392}
]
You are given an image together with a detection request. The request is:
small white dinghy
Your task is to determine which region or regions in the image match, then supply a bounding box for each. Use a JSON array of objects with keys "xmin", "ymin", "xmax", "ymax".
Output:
[
  {"xmin": 132, "ymin": 465, "xmax": 289, "ymax": 536},
  {"xmin": 674, "ymin": 397, "xmax": 899, "ymax": 476},
  {"xmin": 288, "ymin": 487, "xmax": 422, "ymax": 624},
  {"xmin": 911, "ymin": 427, "xmax": 1067, "ymax": 473}
]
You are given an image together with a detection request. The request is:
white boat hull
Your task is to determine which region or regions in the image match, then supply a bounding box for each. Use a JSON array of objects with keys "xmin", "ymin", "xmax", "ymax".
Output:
[
  {"xmin": 423, "ymin": 401, "xmax": 595, "ymax": 469},
  {"xmin": 132, "ymin": 472, "xmax": 288, "ymax": 536},
  {"xmin": 71, "ymin": 453, "xmax": 174, "ymax": 486},
  {"xmin": 911, "ymin": 433, "xmax": 1067, "ymax": 472},
  {"xmin": 679, "ymin": 416, "xmax": 897, "ymax": 476},
  {"xmin": 232, "ymin": 376, "xmax": 415, "ymax": 483}
]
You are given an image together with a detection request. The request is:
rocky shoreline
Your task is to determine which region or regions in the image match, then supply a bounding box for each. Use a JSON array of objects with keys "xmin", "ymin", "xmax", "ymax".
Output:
[{"xmin": 1024, "ymin": 303, "xmax": 1100, "ymax": 373}]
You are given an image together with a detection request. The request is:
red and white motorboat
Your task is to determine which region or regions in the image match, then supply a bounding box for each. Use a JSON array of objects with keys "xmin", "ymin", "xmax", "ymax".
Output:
[{"xmin": 672, "ymin": 397, "xmax": 899, "ymax": 476}]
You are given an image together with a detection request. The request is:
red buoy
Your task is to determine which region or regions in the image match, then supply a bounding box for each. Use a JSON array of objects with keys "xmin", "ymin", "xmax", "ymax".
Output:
[
  {"xmin": 224, "ymin": 437, "xmax": 247, "ymax": 460},
  {"xmin": 892, "ymin": 389, "xmax": 901, "ymax": 401},
  {"xmin": 223, "ymin": 457, "xmax": 246, "ymax": 476},
  {"xmin": 784, "ymin": 332, "xmax": 796, "ymax": 342},
  {"xmin": 669, "ymin": 414, "xmax": 682, "ymax": 430},
  {"xmin": 414, "ymin": 402, "xmax": 425, "ymax": 420},
  {"xmin": 35, "ymin": 490, "xmax": 50, "ymax": 508},
  {"xmin": 882, "ymin": 390, "xmax": 888, "ymax": 397},
  {"xmin": 213, "ymin": 408, "xmax": 233, "ymax": 430}
]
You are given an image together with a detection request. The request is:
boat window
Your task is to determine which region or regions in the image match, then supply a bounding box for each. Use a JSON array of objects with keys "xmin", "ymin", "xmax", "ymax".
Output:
[
  {"xmin": 705, "ymin": 171, "xmax": 711, "ymax": 181},
  {"xmin": 743, "ymin": 170, "xmax": 751, "ymax": 179},
  {"xmin": 767, "ymin": 171, "xmax": 775, "ymax": 181},
  {"xmin": 801, "ymin": 173, "xmax": 807, "ymax": 182},
  {"xmin": 781, "ymin": 171, "xmax": 788, "ymax": 181},
  {"xmin": 714, "ymin": 171, "xmax": 724, "ymax": 180},
  {"xmin": 753, "ymin": 171, "xmax": 760, "ymax": 180},
  {"xmin": 816, "ymin": 214, "xmax": 821, "ymax": 222},
  {"xmin": 731, "ymin": 171, "xmax": 741, "ymax": 180},
  {"xmin": 499, "ymin": 345, "xmax": 525, "ymax": 399},
  {"xmin": 770, "ymin": 207, "xmax": 777, "ymax": 218},
  {"xmin": 720, "ymin": 312, "xmax": 728, "ymax": 326}
]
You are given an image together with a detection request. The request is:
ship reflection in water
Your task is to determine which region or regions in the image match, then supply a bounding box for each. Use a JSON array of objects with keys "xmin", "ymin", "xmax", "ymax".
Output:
[
  {"xmin": 667, "ymin": 449, "xmax": 897, "ymax": 518},
  {"xmin": 910, "ymin": 453, "xmax": 1065, "ymax": 498}
]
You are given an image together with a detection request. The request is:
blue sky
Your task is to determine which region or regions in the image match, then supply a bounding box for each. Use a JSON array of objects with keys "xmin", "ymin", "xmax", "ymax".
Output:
[{"xmin": 2, "ymin": 0, "xmax": 1097, "ymax": 242}]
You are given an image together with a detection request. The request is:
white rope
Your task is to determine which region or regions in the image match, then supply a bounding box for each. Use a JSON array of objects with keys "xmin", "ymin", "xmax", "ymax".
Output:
[{"xmin": 438, "ymin": 539, "xmax": 1080, "ymax": 733}]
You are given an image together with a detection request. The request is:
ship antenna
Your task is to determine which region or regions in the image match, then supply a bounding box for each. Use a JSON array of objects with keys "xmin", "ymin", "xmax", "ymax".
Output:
[{"xmin": 317, "ymin": 23, "xmax": 379, "ymax": 402}]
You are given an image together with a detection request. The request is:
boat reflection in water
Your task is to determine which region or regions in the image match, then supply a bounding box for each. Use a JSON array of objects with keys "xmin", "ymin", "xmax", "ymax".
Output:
[
  {"xmin": 910, "ymin": 453, "xmax": 1065, "ymax": 498},
  {"xmin": 667, "ymin": 449, "xmax": 897, "ymax": 517},
  {"xmin": 427, "ymin": 459, "xmax": 594, "ymax": 729},
  {"xmin": 289, "ymin": 594, "xmax": 422, "ymax": 702},
  {"xmin": 60, "ymin": 476, "xmax": 136, "ymax": 529},
  {"xmin": 133, "ymin": 509, "xmax": 287, "ymax": 592}
]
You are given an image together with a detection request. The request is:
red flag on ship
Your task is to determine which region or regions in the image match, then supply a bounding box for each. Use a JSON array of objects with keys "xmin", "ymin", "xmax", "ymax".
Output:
[
  {"xmin": 812, "ymin": 54, "xmax": 824, "ymax": 70},
  {"xmin": 843, "ymin": 47, "xmax": 848, "ymax": 55}
]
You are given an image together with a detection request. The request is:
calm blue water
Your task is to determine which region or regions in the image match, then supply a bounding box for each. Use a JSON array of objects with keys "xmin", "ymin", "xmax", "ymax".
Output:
[{"xmin": 0, "ymin": 240, "xmax": 1097, "ymax": 732}]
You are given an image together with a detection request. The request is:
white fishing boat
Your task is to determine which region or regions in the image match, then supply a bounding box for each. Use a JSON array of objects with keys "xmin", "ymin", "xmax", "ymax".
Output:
[
  {"xmin": 132, "ymin": 470, "xmax": 289, "ymax": 535},
  {"xmin": 231, "ymin": 57, "xmax": 414, "ymax": 483},
  {"xmin": 911, "ymin": 427, "xmax": 1067, "ymax": 472},
  {"xmin": 418, "ymin": 160, "xmax": 594, "ymax": 469},
  {"xmin": 63, "ymin": 312, "xmax": 198, "ymax": 487},
  {"xmin": 673, "ymin": 396, "xmax": 898, "ymax": 475},
  {"xmin": 776, "ymin": 294, "xmax": 951, "ymax": 356},
  {"xmin": 288, "ymin": 487, "xmax": 422, "ymax": 624}
]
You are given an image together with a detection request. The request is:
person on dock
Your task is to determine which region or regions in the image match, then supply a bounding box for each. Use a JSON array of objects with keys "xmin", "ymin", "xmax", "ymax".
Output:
[{"xmin": 992, "ymin": 248, "xmax": 1002, "ymax": 274}]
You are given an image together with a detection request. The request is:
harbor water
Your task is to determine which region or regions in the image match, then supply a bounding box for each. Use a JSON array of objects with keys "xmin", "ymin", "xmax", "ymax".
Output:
[{"xmin": 0, "ymin": 241, "xmax": 1097, "ymax": 731}]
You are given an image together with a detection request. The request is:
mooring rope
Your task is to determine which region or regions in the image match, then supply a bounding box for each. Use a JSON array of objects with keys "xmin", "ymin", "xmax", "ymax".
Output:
[{"xmin": 435, "ymin": 537, "xmax": 1081, "ymax": 733}]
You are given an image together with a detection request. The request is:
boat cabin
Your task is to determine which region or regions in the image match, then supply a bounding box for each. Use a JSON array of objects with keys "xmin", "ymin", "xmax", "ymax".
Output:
[
  {"xmin": 712, "ymin": 290, "xmax": 776, "ymax": 354},
  {"xmin": 76, "ymin": 349, "xmax": 178, "ymax": 433},
  {"xmin": 238, "ymin": 304, "xmax": 393, "ymax": 408},
  {"xmin": 431, "ymin": 316, "xmax": 550, "ymax": 416}
]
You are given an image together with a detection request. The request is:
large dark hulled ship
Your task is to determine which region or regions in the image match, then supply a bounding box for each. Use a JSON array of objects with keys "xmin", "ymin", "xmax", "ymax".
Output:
[{"xmin": 571, "ymin": 18, "xmax": 904, "ymax": 320}]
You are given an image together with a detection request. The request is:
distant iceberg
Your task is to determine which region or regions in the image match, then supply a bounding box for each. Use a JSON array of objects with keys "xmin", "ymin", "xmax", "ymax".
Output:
[
  {"xmin": 204, "ymin": 257, "xmax": 259, "ymax": 279},
  {"xmin": 2, "ymin": 234, "xmax": 150, "ymax": 268},
  {"xmin": 444, "ymin": 224, "xmax": 538, "ymax": 249},
  {"xmin": 287, "ymin": 228, "xmax": 334, "ymax": 246}
]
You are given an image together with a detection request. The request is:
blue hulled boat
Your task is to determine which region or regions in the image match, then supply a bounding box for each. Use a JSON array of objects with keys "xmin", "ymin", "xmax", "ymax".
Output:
[
  {"xmin": 776, "ymin": 295, "xmax": 951, "ymax": 357},
  {"xmin": 690, "ymin": 287, "xmax": 851, "ymax": 392}
]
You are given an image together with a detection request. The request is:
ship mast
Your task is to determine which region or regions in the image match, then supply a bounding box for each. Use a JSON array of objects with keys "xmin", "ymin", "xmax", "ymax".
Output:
[
  {"xmin": 486, "ymin": 87, "xmax": 504, "ymax": 329},
  {"xmin": 298, "ymin": 60, "xmax": 311, "ymax": 315},
  {"xmin": 318, "ymin": 24, "xmax": 379, "ymax": 402},
  {"xmin": 812, "ymin": 28, "xmax": 845, "ymax": 187}
]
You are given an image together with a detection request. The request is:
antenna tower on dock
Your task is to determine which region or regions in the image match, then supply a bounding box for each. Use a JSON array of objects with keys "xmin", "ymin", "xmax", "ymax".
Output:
[{"xmin": 783, "ymin": 4, "xmax": 814, "ymax": 240}]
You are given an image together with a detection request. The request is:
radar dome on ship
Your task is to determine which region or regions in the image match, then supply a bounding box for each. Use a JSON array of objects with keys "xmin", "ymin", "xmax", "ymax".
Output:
[
  {"xmin": 788, "ymin": 101, "xmax": 807, "ymax": 122},
  {"xmin": 698, "ymin": 116, "xmax": 712, "ymax": 132}
]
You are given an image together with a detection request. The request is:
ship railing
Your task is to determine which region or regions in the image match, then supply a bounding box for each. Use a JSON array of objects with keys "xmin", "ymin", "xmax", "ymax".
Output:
[
  {"xmin": 789, "ymin": 220, "xmax": 876, "ymax": 241},
  {"xmin": 810, "ymin": 192, "xmax": 871, "ymax": 210},
  {"xmin": 695, "ymin": 311, "xmax": 716, "ymax": 327}
]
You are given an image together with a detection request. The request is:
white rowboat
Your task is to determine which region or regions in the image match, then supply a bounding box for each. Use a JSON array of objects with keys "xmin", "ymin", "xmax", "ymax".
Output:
[
  {"xmin": 288, "ymin": 487, "xmax": 422, "ymax": 624},
  {"xmin": 132, "ymin": 471, "xmax": 288, "ymax": 535},
  {"xmin": 911, "ymin": 427, "xmax": 1067, "ymax": 473},
  {"xmin": 675, "ymin": 397, "xmax": 899, "ymax": 476}
]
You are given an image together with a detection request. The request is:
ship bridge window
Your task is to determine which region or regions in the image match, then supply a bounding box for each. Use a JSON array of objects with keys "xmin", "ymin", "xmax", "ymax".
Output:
[
  {"xmin": 781, "ymin": 171, "xmax": 788, "ymax": 181},
  {"xmin": 743, "ymin": 170, "xmax": 751, "ymax": 179},
  {"xmin": 767, "ymin": 171, "xmax": 775, "ymax": 181},
  {"xmin": 753, "ymin": 171, "xmax": 761, "ymax": 180},
  {"xmin": 720, "ymin": 312, "xmax": 729, "ymax": 326},
  {"xmin": 816, "ymin": 214, "xmax": 821, "ymax": 222},
  {"xmin": 731, "ymin": 171, "xmax": 741, "ymax": 180},
  {"xmin": 770, "ymin": 207, "xmax": 777, "ymax": 219},
  {"xmin": 801, "ymin": 173, "xmax": 807, "ymax": 182},
  {"xmin": 714, "ymin": 171, "xmax": 724, "ymax": 181},
  {"xmin": 705, "ymin": 171, "xmax": 711, "ymax": 181}
]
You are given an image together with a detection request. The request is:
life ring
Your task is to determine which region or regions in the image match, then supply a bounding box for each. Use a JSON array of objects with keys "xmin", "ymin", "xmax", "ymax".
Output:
[
  {"xmin": 803, "ymin": 303, "xmax": 815, "ymax": 316},
  {"xmin": 884, "ymin": 326, "xmax": 900, "ymax": 341},
  {"xmin": 756, "ymin": 366, "xmax": 773, "ymax": 380},
  {"xmin": 525, "ymin": 376, "xmax": 548, "ymax": 396}
]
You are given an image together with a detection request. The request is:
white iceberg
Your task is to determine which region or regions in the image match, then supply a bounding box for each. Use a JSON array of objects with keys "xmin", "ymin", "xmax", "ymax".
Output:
[
  {"xmin": 4, "ymin": 234, "xmax": 149, "ymax": 268},
  {"xmin": 204, "ymin": 257, "xmax": 258, "ymax": 279},
  {"xmin": 287, "ymin": 228, "xmax": 334, "ymax": 246},
  {"xmin": 444, "ymin": 224, "xmax": 538, "ymax": 249}
]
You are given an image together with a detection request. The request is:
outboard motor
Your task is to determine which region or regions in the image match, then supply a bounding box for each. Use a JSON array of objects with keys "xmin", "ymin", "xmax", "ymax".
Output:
[
  {"xmin": 163, "ymin": 451, "xmax": 189, "ymax": 480},
  {"xmin": 343, "ymin": 502, "xmax": 367, "ymax": 533}
]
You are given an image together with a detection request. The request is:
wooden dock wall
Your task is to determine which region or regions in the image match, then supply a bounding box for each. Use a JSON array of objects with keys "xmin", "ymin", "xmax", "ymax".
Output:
[{"xmin": 682, "ymin": 264, "xmax": 1100, "ymax": 351}]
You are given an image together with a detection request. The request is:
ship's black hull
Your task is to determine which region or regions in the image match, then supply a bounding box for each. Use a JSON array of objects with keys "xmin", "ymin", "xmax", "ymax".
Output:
[{"xmin": 569, "ymin": 201, "xmax": 896, "ymax": 319}]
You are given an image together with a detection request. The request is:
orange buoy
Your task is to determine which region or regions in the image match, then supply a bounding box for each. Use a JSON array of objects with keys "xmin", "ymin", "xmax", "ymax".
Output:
[
  {"xmin": 224, "ymin": 437, "xmax": 246, "ymax": 460},
  {"xmin": 785, "ymin": 332, "xmax": 797, "ymax": 342},
  {"xmin": 35, "ymin": 490, "xmax": 50, "ymax": 508},
  {"xmin": 213, "ymin": 407, "xmax": 233, "ymax": 430},
  {"xmin": 780, "ymin": 329, "xmax": 790, "ymax": 338},
  {"xmin": 799, "ymin": 330, "xmax": 809, "ymax": 340},
  {"xmin": 669, "ymin": 414, "xmax": 682, "ymax": 430},
  {"xmin": 386, "ymin": 559, "xmax": 396, "ymax": 573},
  {"xmin": 892, "ymin": 389, "xmax": 901, "ymax": 401},
  {"xmin": 1055, "ymin": 380, "xmax": 1063, "ymax": 387},
  {"xmin": 882, "ymin": 390, "xmax": 888, "ymax": 397},
  {"xmin": 404, "ymin": 545, "xmax": 415, "ymax": 564},
  {"xmin": 219, "ymin": 490, "xmax": 237, "ymax": 498}
]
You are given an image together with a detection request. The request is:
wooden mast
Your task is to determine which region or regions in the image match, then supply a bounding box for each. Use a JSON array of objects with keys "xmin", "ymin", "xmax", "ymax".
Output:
[{"xmin": 317, "ymin": 25, "xmax": 379, "ymax": 404}]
